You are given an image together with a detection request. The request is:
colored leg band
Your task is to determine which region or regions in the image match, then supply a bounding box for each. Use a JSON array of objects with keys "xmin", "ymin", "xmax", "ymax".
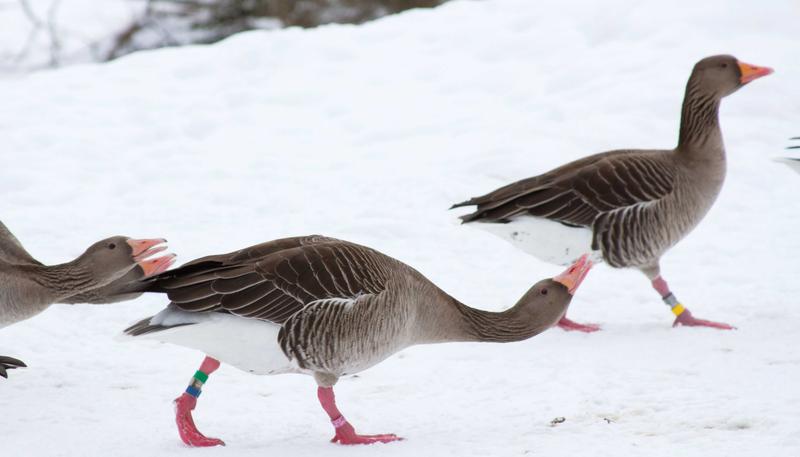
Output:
[
  {"xmin": 184, "ymin": 370, "xmax": 209, "ymax": 398},
  {"xmin": 671, "ymin": 304, "xmax": 686, "ymax": 317},
  {"xmin": 331, "ymin": 416, "xmax": 348, "ymax": 428},
  {"xmin": 662, "ymin": 293, "xmax": 679, "ymax": 307},
  {"xmin": 188, "ymin": 370, "xmax": 208, "ymax": 389},
  {"xmin": 662, "ymin": 293, "xmax": 685, "ymax": 316},
  {"xmin": 185, "ymin": 385, "xmax": 202, "ymax": 398},
  {"xmin": 193, "ymin": 370, "xmax": 209, "ymax": 383}
]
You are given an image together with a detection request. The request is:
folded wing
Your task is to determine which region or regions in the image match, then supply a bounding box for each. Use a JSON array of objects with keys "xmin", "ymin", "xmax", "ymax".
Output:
[
  {"xmin": 148, "ymin": 235, "xmax": 393, "ymax": 324},
  {"xmin": 454, "ymin": 150, "xmax": 676, "ymax": 229}
]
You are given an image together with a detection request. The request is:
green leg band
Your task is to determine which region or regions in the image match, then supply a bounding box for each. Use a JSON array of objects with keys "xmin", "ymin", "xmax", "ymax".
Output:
[{"xmin": 194, "ymin": 370, "xmax": 209, "ymax": 383}]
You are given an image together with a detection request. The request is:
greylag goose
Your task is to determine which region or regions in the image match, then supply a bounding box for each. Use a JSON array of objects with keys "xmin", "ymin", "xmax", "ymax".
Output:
[
  {"xmin": 1, "ymin": 221, "xmax": 175, "ymax": 377},
  {"xmin": 0, "ymin": 220, "xmax": 173, "ymax": 305},
  {"xmin": 777, "ymin": 138, "xmax": 800, "ymax": 174},
  {"xmin": 122, "ymin": 235, "xmax": 592, "ymax": 446},
  {"xmin": 451, "ymin": 55, "xmax": 773, "ymax": 332}
]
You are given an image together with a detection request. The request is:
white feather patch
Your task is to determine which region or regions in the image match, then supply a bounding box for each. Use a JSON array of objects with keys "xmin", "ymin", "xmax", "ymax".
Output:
[
  {"xmin": 472, "ymin": 216, "xmax": 602, "ymax": 266},
  {"xmin": 120, "ymin": 306, "xmax": 296, "ymax": 376}
]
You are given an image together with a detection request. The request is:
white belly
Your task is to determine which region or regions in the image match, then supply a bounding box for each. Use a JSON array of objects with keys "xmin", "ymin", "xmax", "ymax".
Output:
[
  {"xmin": 472, "ymin": 216, "xmax": 601, "ymax": 266},
  {"xmin": 120, "ymin": 307, "xmax": 296, "ymax": 376}
]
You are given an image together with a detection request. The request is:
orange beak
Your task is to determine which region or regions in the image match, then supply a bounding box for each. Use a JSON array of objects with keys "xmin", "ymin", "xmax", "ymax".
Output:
[
  {"xmin": 738, "ymin": 61, "xmax": 773, "ymax": 84},
  {"xmin": 553, "ymin": 254, "xmax": 593, "ymax": 295}
]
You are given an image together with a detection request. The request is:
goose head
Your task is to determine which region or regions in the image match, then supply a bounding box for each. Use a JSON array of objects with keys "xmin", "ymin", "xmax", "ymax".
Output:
[
  {"xmin": 515, "ymin": 255, "xmax": 593, "ymax": 328},
  {"xmin": 689, "ymin": 55, "xmax": 773, "ymax": 99},
  {"xmin": 78, "ymin": 237, "xmax": 173, "ymax": 286}
]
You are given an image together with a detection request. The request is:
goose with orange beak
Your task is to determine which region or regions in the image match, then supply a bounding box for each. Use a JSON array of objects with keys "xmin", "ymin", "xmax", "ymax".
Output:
[{"xmin": 453, "ymin": 55, "xmax": 773, "ymax": 332}]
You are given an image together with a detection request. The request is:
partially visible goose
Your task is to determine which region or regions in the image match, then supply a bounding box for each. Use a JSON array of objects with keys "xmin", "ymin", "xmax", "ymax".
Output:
[
  {"xmin": 122, "ymin": 235, "xmax": 592, "ymax": 446},
  {"xmin": 0, "ymin": 220, "xmax": 175, "ymax": 377},
  {"xmin": 452, "ymin": 55, "xmax": 773, "ymax": 332},
  {"xmin": 1, "ymin": 220, "xmax": 173, "ymax": 305},
  {"xmin": 776, "ymin": 137, "xmax": 800, "ymax": 174}
]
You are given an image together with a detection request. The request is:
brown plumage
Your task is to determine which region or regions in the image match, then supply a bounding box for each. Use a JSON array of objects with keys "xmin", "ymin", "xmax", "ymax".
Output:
[
  {"xmin": 0, "ymin": 220, "xmax": 173, "ymax": 377},
  {"xmin": 122, "ymin": 235, "xmax": 592, "ymax": 445},
  {"xmin": 452, "ymin": 55, "xmax": 773, "ymax": 330},
  {"xmin": 0, "ymin": 220, "xmax": 174, "ymax": 305}
]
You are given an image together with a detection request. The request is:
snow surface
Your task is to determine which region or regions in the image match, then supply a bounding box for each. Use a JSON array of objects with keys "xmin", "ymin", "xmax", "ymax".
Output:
[{"xmin": 1, "ymin": 0, "xmax": 799, "ymax": 455}]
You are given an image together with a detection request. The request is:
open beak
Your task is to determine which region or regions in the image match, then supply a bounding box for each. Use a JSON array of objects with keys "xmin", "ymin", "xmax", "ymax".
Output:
[
  {"xmin": 126, "ymin": 238, "xmax": 176, "ymax": 277},
  {"xmin": 738, "ymin": 60, "xmax": 773, "ymax": 84},
  {"xmin": 553, "ymin": 254, "xmax": 593, "ymax": 295},
  {"xmin": 137, "ymin": 254, "xmax": 177, "ymax": 277},
  {"xmin": 127, "ymin": 238, "xmax": 167, "ymax": 261}
]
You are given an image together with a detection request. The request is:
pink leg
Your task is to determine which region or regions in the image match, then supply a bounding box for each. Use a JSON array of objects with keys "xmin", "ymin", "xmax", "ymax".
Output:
[
  {"xmin": 174, "ymin": 356, "xmax": 225, "ymax": 447},
  {"xmin": 556, "ymin": 316, "xmax": 601, "ymax": 333},
  {"xmin": 317, "ymin": 386, "xmax": 402, "ymax": 445},
  {"xmin": 651, "ymin": 276, "xmax": 671, "ymax": 297},
  {"xmin": 651, "ymin": 276, "xmax": 735, "ymax": 330}
]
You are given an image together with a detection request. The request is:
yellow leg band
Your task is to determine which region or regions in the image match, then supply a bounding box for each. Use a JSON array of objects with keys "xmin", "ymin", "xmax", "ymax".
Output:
[{"xmin": 671, "ymin": 304, "xmax": 686, "ymax": 317}]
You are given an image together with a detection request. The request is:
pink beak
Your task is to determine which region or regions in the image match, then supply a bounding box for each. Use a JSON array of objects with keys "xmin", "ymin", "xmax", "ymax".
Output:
[
  {"xmin": 127, "ymin": 238, "xmax": 167, "ymax": 260},
  {"xmin": 126, "ymin": 238, "xmax": 175, "ymax": 277},
  {"xmin": 137, "ymin": 254, "xmax": 177, "ymax": 277},
  {"xmin": 552, "ymin": 255, "xmax": 593, "ymax": 295}
]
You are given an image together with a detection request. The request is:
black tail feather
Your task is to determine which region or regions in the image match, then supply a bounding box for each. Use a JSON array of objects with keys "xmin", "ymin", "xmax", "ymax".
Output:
[
  {"xmin": 451, "ymin": 197, "xmax": 488, "ymax": 223},
  {"xmin": 449, "ymin": 199, "xmax": 476, "ymax": 210},
  {"xmin": 0, "ymin": 356, "xmax": 26, "ymax": 379},
  {"xmin": 123, "ymin": 315, "xmax": 192, "ymax": 337}
]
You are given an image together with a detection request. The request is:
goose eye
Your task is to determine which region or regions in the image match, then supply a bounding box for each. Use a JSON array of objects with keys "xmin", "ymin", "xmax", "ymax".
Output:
[
  {"xmin": 108, "ymin": 243, "xmax": 116, "ymax": 250},
  {"xmin": 721, "ymin": 63, "xmax": 728, "ymax": 68},
  {"xmin": 540, "ymin": 288, "xmax": 548, "ymax": 296}
]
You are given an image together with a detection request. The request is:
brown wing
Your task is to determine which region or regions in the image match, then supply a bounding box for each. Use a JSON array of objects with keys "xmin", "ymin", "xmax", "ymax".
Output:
[
  {"xmin": 149, "ymin": 235, "xmax": 393, "ymax": 324},
  {"xmin": 453, "ymin": 149, "xmax": 675, "ymax": 227}
]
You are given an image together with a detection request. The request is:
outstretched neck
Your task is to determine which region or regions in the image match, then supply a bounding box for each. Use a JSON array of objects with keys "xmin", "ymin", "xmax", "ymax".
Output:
[
  {"xmin": 29, "ymin": 261, "xmax": 100, "ymax": 301},
  {"xmin": 677, "ymin": 79, "xmax": 723, "ymax": 154},
  {"xmin": 0, "ymin": 260, "xmax": 100, "ymax": 326},
  {"xmin": 449, "ymin": 300, "xmax": 557, "ymax": 343}
]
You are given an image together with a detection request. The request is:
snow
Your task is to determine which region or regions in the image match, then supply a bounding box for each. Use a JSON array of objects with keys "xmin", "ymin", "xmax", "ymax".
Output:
[{"xmin": 1, "ymin": 0, "xmax": 799, "ymax": 455}]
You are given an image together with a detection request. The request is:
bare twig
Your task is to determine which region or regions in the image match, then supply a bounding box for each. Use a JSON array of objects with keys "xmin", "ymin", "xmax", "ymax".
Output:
[
  {"xmin": 104, "ymin": 20, "xmax": 144, "ymax": 61},
  {"xmin": 5, "ymin": 0, "xmax": 449, "ymax": 69},
  {"xmin": 46, "ymin": 0, "xmax": 63, "ymax": 67},
  {"xmin": 18, "ymin": 0, "xmax": 42, "ymax": 25},
  {"xmin": 13, "ymin": 0, "xmax": 44, "ymax": 64}
]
